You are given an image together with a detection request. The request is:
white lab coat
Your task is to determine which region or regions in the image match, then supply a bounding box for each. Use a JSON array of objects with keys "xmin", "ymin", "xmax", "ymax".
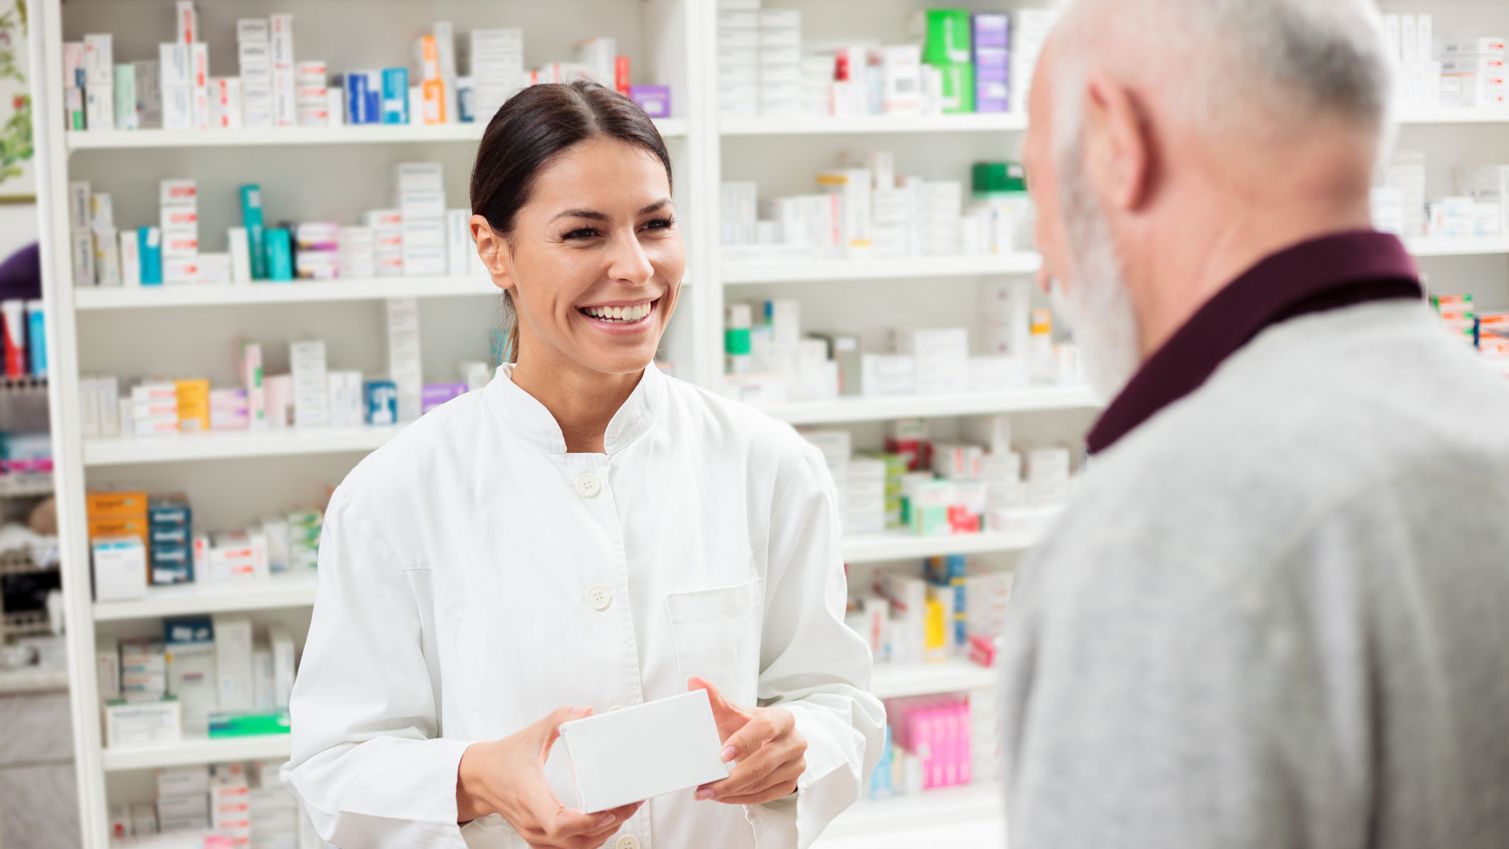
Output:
[{"xmin": 284, "ymin": 364, "xmax": 884, "ymax": 849}]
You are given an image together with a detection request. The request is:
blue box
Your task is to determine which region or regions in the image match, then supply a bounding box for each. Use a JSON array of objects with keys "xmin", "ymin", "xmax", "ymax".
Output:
[
  {"xmin": 381, "ymin": 68, "xmax": 410, "ymax": 124},
  {"xmin": 363, "ymin": 70, "xmax": 382, "ymax": 123},
  {"xmin": 345, "ymin": 73, "xmax": 369, "ymax": 123},
  {"xmin": 26, "ymin": 302, "xmax": 45, "ymax": 377},
  {"xmin": 138, "ymin": 228, "xmax": 164, "ymax": 285},
  {"xmin": 364, "ymin": 380, "xmax": 398, "ymax": 426}
]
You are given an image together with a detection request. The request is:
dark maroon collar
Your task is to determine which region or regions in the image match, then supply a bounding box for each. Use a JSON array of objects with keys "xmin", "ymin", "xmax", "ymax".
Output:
[{"xmin": 1086, "ymin": 230, "xmax": 1423, "ymax": 454}]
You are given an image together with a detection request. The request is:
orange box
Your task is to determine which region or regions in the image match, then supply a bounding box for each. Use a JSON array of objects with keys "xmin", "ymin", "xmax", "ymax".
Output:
[
  {"xmin": 422, "ymin": 78, "xmax": 447, "ymax": 124},
  {"xmin": 86, "ymin": 490, "xmax": 149, "ymax": 519},
  {"xmin": 88, "ymin": 517, "xmax": 150, "ymax": 542}
]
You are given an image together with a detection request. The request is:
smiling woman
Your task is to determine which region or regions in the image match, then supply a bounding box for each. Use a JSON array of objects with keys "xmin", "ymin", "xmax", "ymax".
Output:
[
  {"xmin": 469, "ymin": 82, "xmax": 681, "ymax": 375},
  {"xmin": 282, "ymin": 80, "xmax": 883, "ymax": 849}
]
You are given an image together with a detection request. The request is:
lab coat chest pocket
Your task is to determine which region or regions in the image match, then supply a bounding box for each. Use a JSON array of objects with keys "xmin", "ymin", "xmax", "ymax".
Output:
[{"xmin": 665, "ymin": 578, "xmax": 763, "ymax": 707}]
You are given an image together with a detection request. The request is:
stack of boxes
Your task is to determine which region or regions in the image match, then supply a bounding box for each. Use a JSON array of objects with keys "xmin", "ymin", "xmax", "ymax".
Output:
[
  {"xmin": 972, "ymin": 14, "xmax": 1010, "ymax": 113},
  {"xmin": 67, "ymin": 182, "xmax": 96, "ymax": 286},
  {"xmin": 210, "ymin": 388, "xmax": 251, "ymax": 431},
  {"xmin": 718, "ymin": 0, "xmax": 760, "ymax": 117},
  {"xmin": 759, "ymin": 9, "xmax": 802, "ymax": 117},
  {"xmin": 1456, "ymin": 163, "xmax": 1509, "ymax": 234},
  {"xmin": 160, "ymin": 179, "xmax": 200, "ymax": 285},
  {"xmin": 175, "ymin": 379, "xmax": 210, "ymax": 433},
  {"xmin": 212, "ymin": 762, "xmax": 253, "ymax": 847},
  {"xmin": 396, "ymin": 163, "xmax": 448, "ymax": 277},
  {"xmin": 249, "ymin": 760, "xmax": 301, "ymax": 849},
  {"xmin": 1024, "ymin": 447, "xmax": 1072, "ymax": 507},
  {"xmin": 846, "ymin": 456, "xmax": 888, "ymax": 535},
  {"xmin": 160, "ymin": 24, "xmax": 209, "ymax": 131},
  {"xmin": 386, "ymin": 298, "xmax": 424, "ymax": 422},
  {"xmin": 209, "ymin": 75, "xmax": 245, "ymax": 130},
  {"xmin": 83, "ymin": 34, "xmax": 116, "ymax": 131},
  {"xmin": 289, "ymin": 340, "xmax": 330, "ymax": 429},
  {"xmin": 164, "ymin": 617, "xmax": 216, "ymax": 735},
  {"xmin": 1433, "ymin": 294, "xmax": 1477, "ymax": 347},
  {"xmin": 88, "ymin": 490, "xmax": 150, "ymax": 601},
  {"xmin": 238, "ymin": 18, "xmax": 274, "ymax": 128},
  {"xmin": 414, "ymin": 30, "xmax": 453, "ymax": 125},
  {"xmin": 368, "ymin": 208, "xmax": 406, "ymax": 278},
  {"xmin": 1442, "ymin": 37, "xmax": 1507, "ymax": 109},
  {"xmin": 896, "ymin": 328, "xmax": 969, "ymax": 395},
  {"xmin": 270, "ymin": 14, "xmax": 297, "ymax": 127},
  {"xmin": 1009, "ymin": 9, "xmax": 1056, "ymax": 118},
  {"xmin": 1384, "ymin": 12, "xmax": 1441, "ymax": 108},
  {"xmin": 922, "ymin": 10, "xmax": 973, "ymax": 114},
  {"xmin": 293, "ymin": 222, "xmax": 340, "ymax": 280},
  {"xmin": 338, "ymin": 226, "xmax": 377, "ymax": 279},
  {"xmin": 287, "ymin": 511, "xmax": 322, "ymax": 572},
  {"xmin": 89, "ymin": 190, "xmax": 122, "ymax": 286},
  {"xmin": 156, "ymin": 765, "xmax": 212, "ymax": 834},
  {"xmin": 295, "ymin": 61, "xmax": 330, "ymax": 126},
  {"xmin": 132, "ymin": 381, "xmax": 181, "ymax": 437},
  {"xmin": 149, "ymin": 495, "xmax": 194, "ymax": 586},
  {"xmin": 471, "ymin": 29, "xmax": 526, "ymax": 122}
]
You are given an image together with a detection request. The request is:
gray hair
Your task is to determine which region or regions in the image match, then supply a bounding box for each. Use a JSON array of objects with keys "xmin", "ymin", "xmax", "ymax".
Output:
[{"xmin": 1050, "ymin": 0, "xmax": 1395, "ymax": 152}]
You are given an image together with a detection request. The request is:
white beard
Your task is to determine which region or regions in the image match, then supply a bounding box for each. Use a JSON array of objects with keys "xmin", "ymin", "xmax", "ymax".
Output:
[{"xmin": 1049, "ymin": 170, "xmax": 1143, "ymax": 401}]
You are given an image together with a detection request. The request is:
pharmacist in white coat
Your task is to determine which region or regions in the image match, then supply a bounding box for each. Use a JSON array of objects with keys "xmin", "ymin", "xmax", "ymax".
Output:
[{"xmin": 283, "ymin": 82, "xmax": 883, "ymax": 849}]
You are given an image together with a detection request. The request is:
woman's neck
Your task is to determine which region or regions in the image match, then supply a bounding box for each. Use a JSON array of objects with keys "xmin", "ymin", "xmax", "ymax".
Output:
[{"xmin": 510, "ymin": 354, "xmax": 644, "ymax": 454}]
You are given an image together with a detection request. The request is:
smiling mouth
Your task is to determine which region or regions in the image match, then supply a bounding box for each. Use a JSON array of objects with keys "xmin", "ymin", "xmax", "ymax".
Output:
[{"xmin": 577, "ymin": 298, "xmax": 660, "ymax": 325}]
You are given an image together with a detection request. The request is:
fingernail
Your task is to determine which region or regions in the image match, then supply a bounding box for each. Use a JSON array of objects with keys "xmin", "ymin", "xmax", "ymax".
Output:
[
  {"xmin": 721, "ymin": 746, "xmax": 738, "ymax": 762},
  {"xmin": 696, "ymin": 788, "xmax": 714, "ymax": 801},
  {"xmin": 597, "ymin": 815, "xmax": 616, "ymax": 828}
]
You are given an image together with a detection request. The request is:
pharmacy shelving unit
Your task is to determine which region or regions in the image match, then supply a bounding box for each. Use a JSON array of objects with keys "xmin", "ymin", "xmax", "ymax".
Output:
[{"xmin": 30, "ymin": 1, "xmax": 1509, "ymax": 846}]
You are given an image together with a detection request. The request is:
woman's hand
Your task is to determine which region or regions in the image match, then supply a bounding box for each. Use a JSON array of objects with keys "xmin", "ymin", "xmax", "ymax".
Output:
[
  {"xmin": 457, "ymin": 706, "xmax": 642, "ymax": 849},
  {"xmin": 688, "ymin": 676, "xmax": 808, "ymax": 806}
]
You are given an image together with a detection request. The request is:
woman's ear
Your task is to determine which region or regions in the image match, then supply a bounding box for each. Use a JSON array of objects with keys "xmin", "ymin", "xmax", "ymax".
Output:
[{"xmin": 470, "ymin": 214, "xmax": 514, "ymax": 293}]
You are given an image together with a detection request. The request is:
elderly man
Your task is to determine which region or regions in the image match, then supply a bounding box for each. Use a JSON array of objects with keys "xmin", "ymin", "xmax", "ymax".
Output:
[{"xmin": 1001, "ymin": 1, "xmax": 1509, "ymax": 847}]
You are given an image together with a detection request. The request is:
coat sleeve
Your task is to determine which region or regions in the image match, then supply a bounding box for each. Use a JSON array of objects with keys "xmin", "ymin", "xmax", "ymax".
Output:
[
  {"xmin": 745, "ymin": 442, "xmax": 886, "ymax": 849},
  {"xmin": 282, "ymin": 488, "xmax": 473, "ymax": 848}
]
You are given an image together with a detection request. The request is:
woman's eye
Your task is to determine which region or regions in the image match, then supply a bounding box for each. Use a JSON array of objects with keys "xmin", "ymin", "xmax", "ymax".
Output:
[
  {"xmin": 642, "ymin": 217, "xmax": 675, "ymax": 232},
  {"xmin": 563, "ymin": 228, "xmax": 600, "ymax": 240}
]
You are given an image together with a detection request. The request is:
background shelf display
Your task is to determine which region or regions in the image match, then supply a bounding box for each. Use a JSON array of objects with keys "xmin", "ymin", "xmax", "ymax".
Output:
[
  {"xmin": 65, "ymin": 119, "xmax": 688, "ymax": 151},
  {"xmin": 101, "ymin": 735, "xmax": 293, "ymax": 773}
]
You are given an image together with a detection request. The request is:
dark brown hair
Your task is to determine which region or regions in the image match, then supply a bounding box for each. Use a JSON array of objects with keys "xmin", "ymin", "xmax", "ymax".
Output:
[{"xmin": 471, "ymin": 82, "xmax": 673, "ymax": 362}]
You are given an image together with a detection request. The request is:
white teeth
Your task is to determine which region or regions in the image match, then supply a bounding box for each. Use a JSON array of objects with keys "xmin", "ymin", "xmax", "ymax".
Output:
[{"xmin": 583, "ymin": 302, "xmax": 653, "ymax": 322}]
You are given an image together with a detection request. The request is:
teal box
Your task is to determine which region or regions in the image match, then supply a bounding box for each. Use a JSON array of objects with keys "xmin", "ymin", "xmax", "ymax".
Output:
[
  {"xmin": 264, "ymin": 228, "xmax": 293, "ymax": 281},
  {"xmin": 240, "ymin": 185, "xmax": 267, "ymax": 280}
]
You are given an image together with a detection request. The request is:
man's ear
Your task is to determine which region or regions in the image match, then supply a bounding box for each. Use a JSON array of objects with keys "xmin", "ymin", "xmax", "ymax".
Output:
[
  {"xmin": 470, "ymin": 214, "xmax": 514, "ymax": 293},
  {"xmin": 1082, "ymin": 73, "xmax": 1156, "ymax": 213}
]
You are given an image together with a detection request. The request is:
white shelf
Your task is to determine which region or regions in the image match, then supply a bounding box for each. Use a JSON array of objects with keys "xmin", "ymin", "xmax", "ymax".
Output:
[
  {"xmin": 823, "ymin": 782, "xmax": 1003, "ymax": 841},
  {"xmin": 722, "ymin": 254, "xmax": 1041, "ymax": 285},
  {"xmin": 871, "ymin": 659, "xmax": 998, "ymax": 700},
  {"xmin": 83, "ymin": 427, "xmax": 401, "ymax": 466},
  {"xmin": 101, "ymin": 734, "xmax": 292, "ymax": 772},
  {"xmin": 1405, "ymin": 235, "xmax": 1509, "ymax": 258},
  {"xmin": 721, "ymin": 113, "xmax": 1026, "ymax": 136},
  {"xmin": 762, "ymin": 387, "xmax": 1102, "ymax": 425},
  {"xmin": 73, "ymin": 276, "xmax": 500, "ymax": 310},
  {"xmin": 66, "ymin": 119, "xmax": 688, "ymax": 151},
  {"xmin": 93, "ymin": 574, "xmax": 319, "ymax": 622},
  {"xmin": 842, "ymin": 529, "xmax": 1040, "ymax": 564},
  {"xmin": 0, "ymin": 667, "xmax": 71, "ymax": 695},
  {"xmin": 1397, "ymin": 106, "xmax": 1509, "ymax": 125}
]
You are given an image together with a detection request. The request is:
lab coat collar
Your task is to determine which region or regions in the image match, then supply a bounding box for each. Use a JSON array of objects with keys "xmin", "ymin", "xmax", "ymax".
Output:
[{"xmin": 486, "ymin": 362, "xmax": 666, "ymax": 456}]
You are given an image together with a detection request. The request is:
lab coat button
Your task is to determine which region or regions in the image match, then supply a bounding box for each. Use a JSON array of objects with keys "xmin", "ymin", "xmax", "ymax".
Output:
[
  {"xmin": 575, "ymin": 472, "xmax": 602, "ymax": 498},
  {"xmin": 614, "ymin": 836, "xmax": 641, "ymax": 849},
  {"xmin": 586, "ymin": 584, "xmax": 613, "ymax": 611}
]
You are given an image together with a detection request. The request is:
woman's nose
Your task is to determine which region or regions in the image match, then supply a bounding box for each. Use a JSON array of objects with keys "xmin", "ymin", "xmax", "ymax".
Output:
[{"xmin": 607, "ymin": 232, "xmax": 655, "ymax": 285}]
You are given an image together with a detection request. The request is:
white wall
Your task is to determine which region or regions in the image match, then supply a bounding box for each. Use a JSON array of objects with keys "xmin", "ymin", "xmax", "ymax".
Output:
[{"xmin": 0, "ymin": 204, "xmax": 38, "ymax": 261}]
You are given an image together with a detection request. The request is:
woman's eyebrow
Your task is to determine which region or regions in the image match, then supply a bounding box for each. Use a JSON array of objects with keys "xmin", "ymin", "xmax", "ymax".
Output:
[{"xmin": 550, "ymin": 199, "xmax": 673, "ymax": 223}]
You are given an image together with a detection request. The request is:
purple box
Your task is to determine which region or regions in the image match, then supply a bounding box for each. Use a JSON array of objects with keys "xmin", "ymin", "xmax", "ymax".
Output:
[
  {"xmin": 630, "ymin": 85, "xmax": 672, "ymax": 119},
  {"xmin": 421, "ymin": 381, "xmax": 469, "ymax": 414},
  {"xmin": 976, "ymin": 67, "xmax": 1010, "ymax": 113},
  {"xmin": 973, "ymin": 13, "xmax": 1010, "ymax": 50}
]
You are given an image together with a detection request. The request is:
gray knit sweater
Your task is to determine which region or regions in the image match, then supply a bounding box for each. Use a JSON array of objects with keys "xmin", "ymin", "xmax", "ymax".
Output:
[{"xmin": 1001, "ymin": 300, "xmax": 1509, "ymax": 848}]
